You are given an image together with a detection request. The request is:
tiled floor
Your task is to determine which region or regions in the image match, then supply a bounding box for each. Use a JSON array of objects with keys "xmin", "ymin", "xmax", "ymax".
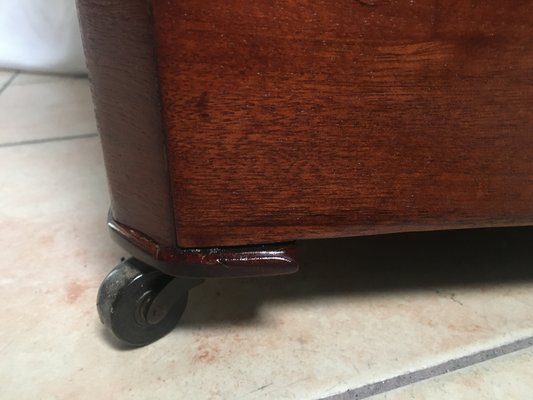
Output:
[
  {"xmin": 373, "ymin": 347, "xmax": 533, "ymax": 400},
  {"xmin": 1, "ymin": 69, "xmax": 532, "ymax": 399}
]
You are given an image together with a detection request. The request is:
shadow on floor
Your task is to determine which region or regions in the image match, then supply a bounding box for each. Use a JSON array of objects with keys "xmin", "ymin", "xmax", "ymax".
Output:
[{"xmin": 181, "ymin": 226, "xmax": 533, "ymax": 327}]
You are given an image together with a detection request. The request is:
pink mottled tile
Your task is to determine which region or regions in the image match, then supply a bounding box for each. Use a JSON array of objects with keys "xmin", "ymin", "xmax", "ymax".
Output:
[{"xmin": 0, "ymin": 74, "xmax": 96, "ymax": 145}]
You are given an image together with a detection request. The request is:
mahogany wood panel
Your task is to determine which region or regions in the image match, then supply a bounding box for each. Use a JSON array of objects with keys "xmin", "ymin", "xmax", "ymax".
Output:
[
  {"xmin": 77, "ymin": 0, "xmax": 176, "ymax": 246},
  {"xmin": 151, "ymin": 0, "xmax": 533, "ymax": 248}
]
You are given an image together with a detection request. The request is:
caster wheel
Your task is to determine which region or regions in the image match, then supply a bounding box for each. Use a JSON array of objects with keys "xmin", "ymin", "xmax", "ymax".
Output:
[{"xmin": 97, "ymin": 258, "xmax": 190, "ymax": 346}]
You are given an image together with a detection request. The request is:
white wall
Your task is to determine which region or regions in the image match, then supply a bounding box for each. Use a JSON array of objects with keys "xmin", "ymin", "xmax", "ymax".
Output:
[{"xmin": 0, "ymin": 0, "xmax": 87, "ymax": 74}]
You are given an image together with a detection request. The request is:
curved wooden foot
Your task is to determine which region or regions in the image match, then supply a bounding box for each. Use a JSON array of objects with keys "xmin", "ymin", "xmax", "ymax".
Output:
[{"xmin": 107, "ymin": 212, "xmax": 299, "ymax": 279}]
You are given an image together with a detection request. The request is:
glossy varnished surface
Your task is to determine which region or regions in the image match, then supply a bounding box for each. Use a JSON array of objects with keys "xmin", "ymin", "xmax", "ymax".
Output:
[
  {"xmin": 77, "ymin": 0, "xmax": 176, "ymax": 246},
  {"xmin": 152, "ymin": 0, "xmax": 533, "ymax": 247},
  {"xmin": 108, "ymin": 213, "xmax": 298, "ymax": 278}
]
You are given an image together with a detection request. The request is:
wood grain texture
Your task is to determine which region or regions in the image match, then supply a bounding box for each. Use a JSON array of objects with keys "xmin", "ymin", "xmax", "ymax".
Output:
[
  {"xmin": 77, "ymin": 0, "xmax": 176, "ymax": 246},
  {"xmin": 151, "ymin": 0, "xmax": 533, "ymax": 248}
]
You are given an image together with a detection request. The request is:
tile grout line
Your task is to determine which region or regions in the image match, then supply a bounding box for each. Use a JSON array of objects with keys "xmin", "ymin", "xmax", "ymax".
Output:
[
  {"xmin": 0, "ymin": 70, "xmax": 20, "ymax": 95},
  {"xmin": 0, "ymin": 133, "xmax": 98, "ymax": 149},
  {"xmin": 320, "ymin": 335, "xmax": 533, "ymax": 400},
  {"xmin": 9, "ymin": 74, "xmax": 89, "ymax": 87}
]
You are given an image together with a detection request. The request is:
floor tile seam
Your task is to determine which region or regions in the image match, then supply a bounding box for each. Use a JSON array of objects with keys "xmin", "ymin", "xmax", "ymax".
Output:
[
  {"xmin": 0, "ymin": 133, "xmax": 98, "ymax": 149},
  {"xmin": 319, "ymin": 335, "xmax": 533, "ymax": 400},
  {"xmin": 0, "ymin": 71, "xmax": 20, "ymax": 96}
]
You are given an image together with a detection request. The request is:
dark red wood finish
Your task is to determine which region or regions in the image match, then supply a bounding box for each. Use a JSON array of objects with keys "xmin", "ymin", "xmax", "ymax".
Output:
[
  {"xmin": 108, "ymin": 213, "xmax": 298, "ymax": 278},
  {"xmin": 78, "ymin": 1, "xmax": 533, "ymax": 254},
  {"xmin": 77, "ymin": 0, "xmax": 176, "ymax": 246},
  {"xmin": 152, "ymin": 0, "xmax": 533, "ymax": 247}
]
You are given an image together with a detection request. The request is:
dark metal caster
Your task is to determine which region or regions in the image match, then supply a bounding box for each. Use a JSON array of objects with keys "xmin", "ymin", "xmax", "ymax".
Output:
[{"xmin": 97, "ymin": 258, "xmax": 202, "ymax": 347}]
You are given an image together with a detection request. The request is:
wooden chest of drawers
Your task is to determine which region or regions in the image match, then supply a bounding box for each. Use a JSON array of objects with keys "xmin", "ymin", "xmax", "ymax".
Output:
[{"xmin": 77, "ymin": 0, "xmax": 533, "ymax": 345}]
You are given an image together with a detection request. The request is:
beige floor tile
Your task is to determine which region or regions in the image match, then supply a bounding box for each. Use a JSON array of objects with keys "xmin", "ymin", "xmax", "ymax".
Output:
[
  {"xmin": 1, "ymin": 135, "xmax": 533, "ymax": 399},
  {"xmin": 0, "ymin": 76, "xmax": 96, "ymax": 144},
  {"xmin": 374, "ymin": 348, "xmax": 533, "ymax": 400}
]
